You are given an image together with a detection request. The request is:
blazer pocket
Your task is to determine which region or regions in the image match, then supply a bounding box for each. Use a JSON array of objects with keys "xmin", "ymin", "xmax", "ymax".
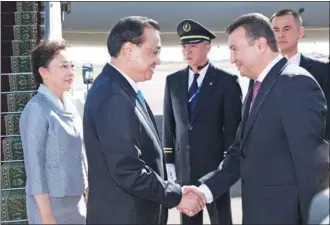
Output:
[{"xmin": 262, "ymin": 184, "xmax": 298, "ymax": 199}]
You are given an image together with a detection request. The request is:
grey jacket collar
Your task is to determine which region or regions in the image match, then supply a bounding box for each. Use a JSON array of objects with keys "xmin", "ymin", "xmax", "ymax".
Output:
[{"xmin": 38, "ymin": 84, "xmax": 76, "ymax": 116}]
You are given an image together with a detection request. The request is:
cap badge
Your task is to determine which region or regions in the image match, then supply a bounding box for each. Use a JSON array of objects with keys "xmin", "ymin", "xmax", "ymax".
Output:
[{"xmin": 183, "ymin": 22, "xmax": 191, "ymax": 32}]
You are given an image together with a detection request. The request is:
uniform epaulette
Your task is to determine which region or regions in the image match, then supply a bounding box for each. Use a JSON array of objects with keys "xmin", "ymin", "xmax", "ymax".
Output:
[{"xmin": 163, "ymin": 148, "xmax": 173, "ymax": 153}]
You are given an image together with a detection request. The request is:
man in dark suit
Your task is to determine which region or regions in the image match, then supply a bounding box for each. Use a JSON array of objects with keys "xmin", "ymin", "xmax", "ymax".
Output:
[
  {"xmin": 181, "ymin": 13, "xmax": 329, "ymax": 224},
  {"xmin": 83, "ymin": 16, "xmax": 205, "ymax": 224},
  {"xmin": 163, "ymin": 19, "xmax": 242, "ymax": 225},
  {"xmin": 270, "ymin": 8, "xmax": 329, "ymax": 141}
]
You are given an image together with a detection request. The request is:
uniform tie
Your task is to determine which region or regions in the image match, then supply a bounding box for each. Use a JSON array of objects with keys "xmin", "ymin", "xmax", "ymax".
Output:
[{"xmin": 188, "ymin": 73, "xmax": 200, "ymax": 119}]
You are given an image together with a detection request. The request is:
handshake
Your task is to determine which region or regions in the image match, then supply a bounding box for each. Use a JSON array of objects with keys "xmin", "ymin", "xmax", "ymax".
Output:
[{"xmin": 177, "ymin": 186, "xmax": 206, "ymax": 217}]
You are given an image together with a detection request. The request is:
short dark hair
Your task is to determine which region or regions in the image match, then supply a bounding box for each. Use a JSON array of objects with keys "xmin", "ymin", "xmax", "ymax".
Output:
[
  {"xmin": 270, "ymin": 8, "xmax": 302, "ymax": 26},
  {"xmin": 107, "ymin": 16, "xmax": 160, "ymax": 57},
  {"xmin": 31, "ymin": 40, "xmax": 69, "ymax": 86},
  {"xmin": 226, "ymin": 13, "xmax": 278, "ymax": 52}
]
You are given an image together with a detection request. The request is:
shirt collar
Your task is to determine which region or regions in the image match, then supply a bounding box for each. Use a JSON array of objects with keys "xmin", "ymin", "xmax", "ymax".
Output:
[
  {"xmin": 288, "ymin": 52, "xmax": 301, "ymax": 65},
  {"xmin": 256, "ymin": 54, "xmax": 284, "ymax": 82},
  {"xmin": 188, "ymin": 62, "xmax": 210, "ymax": 87},
  {"xmin": 109, "ymin": 63, "xmax": 138, "ymax": 93}
]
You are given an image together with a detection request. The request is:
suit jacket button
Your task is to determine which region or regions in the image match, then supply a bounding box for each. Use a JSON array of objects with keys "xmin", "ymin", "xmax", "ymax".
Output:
[
  {"xmin": 242, "ymin": 179, "xmax": 246, "ymax": 184},
  {"xmin": 240, "ymin": 152, "xmax": 246, "ymax": 158},
  {"xmin": 187, "ymin": 145, "xmax": 190, "ymax": 149},
  {"xmin": 188, "ymin": 125, "xmax": 193, "ymax": 130}
]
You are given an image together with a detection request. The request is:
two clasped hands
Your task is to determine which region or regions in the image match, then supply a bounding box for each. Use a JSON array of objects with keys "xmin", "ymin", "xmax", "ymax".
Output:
[{"xmin": 177, "ymin": 186, "xmax": 206, "ymax": 217}]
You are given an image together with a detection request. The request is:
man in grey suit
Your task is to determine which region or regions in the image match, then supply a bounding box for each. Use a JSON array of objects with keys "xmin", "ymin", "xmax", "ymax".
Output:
[
  {"xmin": 180, "ymin": 13, "xmax": 329, "ymax": 224},
  {"xmin": 83, "ymin": 16, "xmax": 205, "ymax": 224}
]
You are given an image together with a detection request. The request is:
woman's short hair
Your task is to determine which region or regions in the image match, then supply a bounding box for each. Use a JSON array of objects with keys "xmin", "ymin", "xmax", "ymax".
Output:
[{"xmin": 30, "ymin": 40, "xmax": 69, "ymax": 86}]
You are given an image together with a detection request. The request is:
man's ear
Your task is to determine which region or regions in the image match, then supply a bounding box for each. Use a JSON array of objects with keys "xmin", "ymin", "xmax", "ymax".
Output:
[
  {"xmin": 122, "ymin": 42, "xmax": 134, "ymax": 61},
  {"xmin": 298, "ymin": 26, "xmax": 305, "ymax": 40},
  {"xmin": 257, "ymin": 37, "xmax": 268, "ymax": 54}
]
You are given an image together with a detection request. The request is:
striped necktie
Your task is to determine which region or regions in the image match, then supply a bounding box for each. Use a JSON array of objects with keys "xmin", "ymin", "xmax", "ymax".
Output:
[{"xmin": 188, "ymin": 73, "xmax": 200, "ymax": 119}]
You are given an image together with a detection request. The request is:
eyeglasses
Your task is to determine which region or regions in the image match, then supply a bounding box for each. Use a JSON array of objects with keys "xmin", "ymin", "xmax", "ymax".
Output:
[
  {"xmin": 135, "ymin": 44, "xmax": 161, "ymax": 58},
  {"xmin": 48, "ymin": 64, "xmax": 75, "ymax": 71}
]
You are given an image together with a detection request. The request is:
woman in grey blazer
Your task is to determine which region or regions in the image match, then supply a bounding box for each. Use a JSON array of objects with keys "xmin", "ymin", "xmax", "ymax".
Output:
[{"xmin": 19, "ymin": 40, "xmax": 88, "ymax": 224}]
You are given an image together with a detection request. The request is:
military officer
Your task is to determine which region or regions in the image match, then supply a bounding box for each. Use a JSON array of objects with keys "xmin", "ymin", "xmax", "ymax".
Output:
[{"xmin": 162, "ymin": 19, "xmax": 242, "ymax": 225}]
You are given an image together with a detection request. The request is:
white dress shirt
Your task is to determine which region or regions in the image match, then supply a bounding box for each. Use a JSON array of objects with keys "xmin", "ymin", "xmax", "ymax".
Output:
[
  {"xmin": 321, "ymin": 216, "xmax": 329, "ymax": 224},
  {"xmin": 288, "ymin": 52, "xmax": 301, "ymax": 66},
  {"xmin": 109, "ymin": 63, "xmax": 139, "ymax": 92},
  {"xmin": 256, "ymin": 54, "xmax": 284, "ymax": 82},
  {"xmin": 199, "ymin": 54, "xmax": 284, "ymax": 204},
  {"xmin": 188, "ymin": 63, "xmax": 210, "ymax": 90}
]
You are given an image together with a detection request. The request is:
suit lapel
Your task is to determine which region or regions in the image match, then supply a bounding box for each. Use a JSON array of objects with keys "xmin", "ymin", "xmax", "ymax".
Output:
[
  {"xmin": 145, "ymin": 101, "xmax": 162, "ymax": 146},
  {"xmin": 176, "ymin": 67, "xmax": 190, "ymax": 122},
  {"xmin": 242, "ymin": 58, "xmax": 288, "ymax": 144},
  {"xmin": 145, "ymin": 103, "xmax": 159, "ymax": 135},
  {"xmin": 191, "ymin": 64, "xmax": 217, "ymax": 123},
  {"xmin": 299, "ymin": 54, "xmax": 313, "ymax": 70},
  {"xmin": 105, "ymin": 64, "xmax": 162, "ymax": 150},
  {"xmin": 240, "ymin": 86, "xmax": 253, "ymax": 140},
  {"xmin": 145, "ymin": 102, "xmax": 167, "ymax": 173},
  {"xmin": 134, "ymin": 99, "xmax": 162, "ymax": 149}
]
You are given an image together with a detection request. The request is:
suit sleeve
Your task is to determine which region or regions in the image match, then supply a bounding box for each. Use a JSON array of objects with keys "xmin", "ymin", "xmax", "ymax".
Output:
[
  {"xmin": 19, "ymin": 102, "xmax": 49, "ymax": 195},
  {"xmin": 317, "ymin": 62, "xmax": 329, "ymax": 140},
  {"xmin": 310, "ymin": 60, "xmax": 329, "ymax": 140},
  {"xmin": 162, "ymin": 76, "xmax": 175, "ymax": 163},
  {"xmin": 324, "ymin": 62, "xmax": 330, "ymax": 140},
  {"xmin": 280, "ymin": 75, "xmax": 329, "ymax": 222},
  {"xmin": 94, "ymin": 94, "xmax": 182, "ymax": 208},
  {"xmin": 198, "ymin": 135, "xmax": 241, "ymax": 200},
  {"xmin": 318, "ymin": 61, "xmax": 329, "ymax": 102},
  {"xmin": 223, "ymin": 75, "xmax": 242, "ymax": 151}
]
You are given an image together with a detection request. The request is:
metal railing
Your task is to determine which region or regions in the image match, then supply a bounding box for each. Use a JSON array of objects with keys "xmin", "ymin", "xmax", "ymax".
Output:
[
  {"xmin": 44, "ymin": 1, "xmax": 51, "ymax": 40},
  {"xmin": 0, "ymin": 2, "xmax": 55, "ymax": 224}
]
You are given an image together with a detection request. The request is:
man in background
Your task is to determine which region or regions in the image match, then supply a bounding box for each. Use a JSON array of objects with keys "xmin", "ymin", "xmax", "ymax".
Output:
[
  {"xmin": 270, "ymin": 8, "xmax": 329, "ymax": 141},
  {"xmin": 163, "ymin": 19, "xmax": 242, "ymax": 225}
]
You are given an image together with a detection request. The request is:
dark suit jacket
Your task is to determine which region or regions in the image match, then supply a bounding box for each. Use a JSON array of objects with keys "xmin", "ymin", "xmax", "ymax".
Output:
[
  {"xmin": 248, "ymin": 55, "xmax": 330, "ymax": 140},
  {"xmin": 199, "ymin": 58, "xmax": 329, "ymax": 224},
  {"xmin": 300, "ymin": 54, "xmax": 329, "ymax": 141},
  {"xmin": 83, "ymin": 63, "xmax": 182, "ymax": 224},
  {"xmin": 163, "ymin": 63, "xmax": 242, "ymax": 224},
  {"xmin": 163, "ymin": 63, "xmax": 242, "ymax": 184}
]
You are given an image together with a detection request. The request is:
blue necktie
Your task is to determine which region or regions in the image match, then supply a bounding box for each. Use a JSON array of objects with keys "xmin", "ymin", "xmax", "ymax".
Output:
[
  {"xmin": 188, "ymin": 73, "xmax": 200, "ymax": 119},
  {"xmin": 137, "ymin": 90, "xmax": 147, "ymax": 109}
]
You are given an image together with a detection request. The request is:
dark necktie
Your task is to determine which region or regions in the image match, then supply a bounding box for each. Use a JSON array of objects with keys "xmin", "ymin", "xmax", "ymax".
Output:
[
  {"xmin": 251, "ymin": 80, "xmax": 261, "ymax": 106},
  {"xmin": 188, "ymin": 73, "xmax": 200, "ymax": 119}
]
